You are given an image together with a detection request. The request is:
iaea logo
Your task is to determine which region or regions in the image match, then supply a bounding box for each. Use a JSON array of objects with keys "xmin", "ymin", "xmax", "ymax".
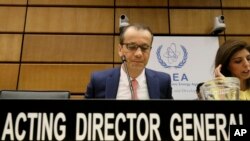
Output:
[{"xmin": 156, "ymin": 43, "xmax": 188, "ymax": 68}]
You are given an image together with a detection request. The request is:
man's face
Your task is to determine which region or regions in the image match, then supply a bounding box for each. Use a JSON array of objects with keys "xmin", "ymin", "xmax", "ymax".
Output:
[{"xmin": 119, "ymin": 27, "xmax": 152, "ymax": 73}]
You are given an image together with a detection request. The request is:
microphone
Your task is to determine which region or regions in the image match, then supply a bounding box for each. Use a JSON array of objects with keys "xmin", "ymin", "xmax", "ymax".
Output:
[
  {"xmin": 121, "ymin": 55, "xmax": 126, "ymax": 63},
  {"xmin": 121, "ymin": 55, "xmax": 134, "ymax": 99}
]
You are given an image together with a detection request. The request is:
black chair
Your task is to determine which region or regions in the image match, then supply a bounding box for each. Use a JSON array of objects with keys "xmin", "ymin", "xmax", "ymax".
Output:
[{"xmin": 0, "ymin": 90, "xmax": 70, "ymax": 99}]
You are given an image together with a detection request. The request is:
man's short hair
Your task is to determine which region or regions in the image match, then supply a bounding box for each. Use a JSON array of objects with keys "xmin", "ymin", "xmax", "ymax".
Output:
[{"xmin": 119, "ymin": 23, "xmax": 154, "ymax": 45}]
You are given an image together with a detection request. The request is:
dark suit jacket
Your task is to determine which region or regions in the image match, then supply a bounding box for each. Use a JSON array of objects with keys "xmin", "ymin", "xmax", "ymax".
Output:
[{"xmin": 85, "ymin": 67, "xmax": 173, "ymax": 99}]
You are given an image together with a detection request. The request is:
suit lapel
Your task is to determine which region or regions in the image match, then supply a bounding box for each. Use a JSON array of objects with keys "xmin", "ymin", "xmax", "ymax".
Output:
[
  {"xmin": 105, "ymin": 68, "xmax": 120, "ymax": 99},
  {"xmin": 146, "ymin": 69, "xmax": 160, "ymax": 99}
]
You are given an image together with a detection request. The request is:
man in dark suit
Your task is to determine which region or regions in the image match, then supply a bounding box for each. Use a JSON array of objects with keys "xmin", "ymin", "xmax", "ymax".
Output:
[{"xmin": 85, "ymin": 24, "xmax": 172, "ymax": 99}]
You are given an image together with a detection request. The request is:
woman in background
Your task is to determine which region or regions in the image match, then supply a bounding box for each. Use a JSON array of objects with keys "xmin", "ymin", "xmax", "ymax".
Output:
[{"xmin": 214, "ymin": 39, "xmax": 250, "ymax": 100}]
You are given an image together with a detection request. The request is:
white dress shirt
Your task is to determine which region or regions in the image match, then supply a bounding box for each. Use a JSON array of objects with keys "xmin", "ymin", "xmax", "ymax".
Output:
[{"xmin": 116, "ymin": 68, "xmax": 149, "ymax": 100}]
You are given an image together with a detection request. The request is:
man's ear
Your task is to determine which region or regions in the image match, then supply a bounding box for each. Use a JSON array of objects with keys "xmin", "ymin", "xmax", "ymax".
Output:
[{"xmin": 118, "ymin": 44, "xmax": 123, "ymax": 57}]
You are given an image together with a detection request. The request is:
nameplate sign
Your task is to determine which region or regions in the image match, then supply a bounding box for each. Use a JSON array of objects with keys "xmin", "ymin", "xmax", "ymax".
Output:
[{"xmin": 0, "ymin": 100, "xmax": 249, "ymax": 141}]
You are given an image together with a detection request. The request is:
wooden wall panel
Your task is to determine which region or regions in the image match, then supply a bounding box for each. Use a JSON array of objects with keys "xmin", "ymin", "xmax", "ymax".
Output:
[
  {"xmin": 115, "ymin": 8, "xmax": 169, "ymax": 34},
  {"xmin": 218, "ymin": 36, "xmax": 250, "ymax": 47},
  {"xmin": 222, "ymin": 0, "xmax": 250, "ymax": 8},
  {"xmin": 218, "ymin": 36, "xmax": 226, "ymax": 46},
  {"xmin": 0, "ymin": 34, "xmax": 22, "ymax": 62},
  {"xmin": 169, "ymin": 0, "xmax": 220, "ymax": 7},
  {"xmin": 25, "ymin": 7, "xmax": 114, "ymax": 33},
  {"xmin": 0, "ymin": 64, "xmax": 19, "ymax": 90},
  {"xmin": 170, "ymin": 9, "xmax": 222, "ymax": 34},
  {"xmin": 29, "ymin": 0, "xmax": 114, "ymax": 6},
  {"xmin": 22, "ymin": 35, "xmax": 114, "ymax": 62},
  {"xmin": 0, "ymin": 7, "xmax": 26, "ymax": 32},
  {"xmin": 116, "ymin": 0, "xmax": 167, "ymax": 7},
  {"xmin": 114, "ymin": 64, "xmax": 121, "ymax": 68},
  {"xmin": 114, "ymin": 36, "xmax": 121, "ymax": 63},
  {"xmin": 0, "ymin": 0, "xmax": 27, "ymax": 5},
  {"xmin": 18, "ymin": 64, "xmax": 113, "ymax": 93},
  {"xmin": 223, "ymin": 10, "xmax": 250, "ymax": 34},
  {"xmin": 225, "ymin": 36, "xmax": 250, "ymax": 45}
]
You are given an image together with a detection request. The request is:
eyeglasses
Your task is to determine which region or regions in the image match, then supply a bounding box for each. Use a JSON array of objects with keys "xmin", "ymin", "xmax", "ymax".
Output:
[{"xmin": 122, "ymin": 43, "xmax": 151, "ymax": 52}]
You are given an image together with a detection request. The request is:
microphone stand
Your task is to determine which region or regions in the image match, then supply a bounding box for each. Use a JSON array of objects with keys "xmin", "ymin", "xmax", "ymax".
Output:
[{"xmin": 122, "ymin": 56, "xmax": 134, "ymax": 99}]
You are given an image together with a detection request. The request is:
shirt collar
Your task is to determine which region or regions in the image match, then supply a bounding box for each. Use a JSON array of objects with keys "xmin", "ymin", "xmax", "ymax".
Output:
[{"xmin": 120, "ymin": 67, "xmax": 146, "ymax": 87}]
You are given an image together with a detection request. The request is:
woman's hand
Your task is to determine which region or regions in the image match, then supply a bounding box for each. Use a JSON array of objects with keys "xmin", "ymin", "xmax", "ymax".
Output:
[{"xmin": 214, "ymin": 64, "xmax": 225, "ymax": 79}]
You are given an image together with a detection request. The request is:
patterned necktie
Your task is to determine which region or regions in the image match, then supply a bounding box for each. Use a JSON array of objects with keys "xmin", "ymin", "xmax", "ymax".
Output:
[{"xmin": 131, "ymin": 79, "xmax": 138, "ymax": 100}]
